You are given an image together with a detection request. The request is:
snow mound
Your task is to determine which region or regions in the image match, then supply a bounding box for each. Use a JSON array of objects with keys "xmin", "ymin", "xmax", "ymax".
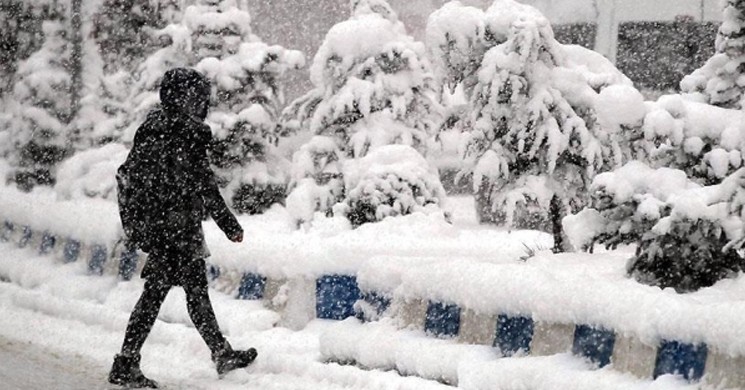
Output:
[{"xmin": 55, "ymin": 143, "xmax": 129, "ymax": 201}]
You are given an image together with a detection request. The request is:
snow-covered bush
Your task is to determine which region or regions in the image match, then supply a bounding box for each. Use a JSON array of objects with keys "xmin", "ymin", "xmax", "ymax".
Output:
[
  {"xmin": 125, "ymin": 23, "xmax": 194, "ymax": 142},
  {"xmin": 563, "ymin": 161, "xmax": 700, "ymax": 250},
  {"xmin": 341, "ymin": 145, "xmax": 447, "ymax": 227},
  {"xmin": 630, "ymin": 169, "xmax": 745, "ymax": 292},
  {"xmin": 427, "ymin": 0, "xmax": 635, "ymax": 250},
  {"xmin": 76, "ymin": 0, "xmax": 176, "ymax": 149},
  {"xmin": 681, "ymin": 0, "xmax": 745, "ymax": 109},
  {"xmin": 75, "ymin": 70, "xmax": 133, "ymax": 147},
  {"xmin": 199, "ymin": 41, "xmax": 304, "ymax": 214},
  {"xmin": 630, "ymin": 216, "xmax": 745, "ymax": 292},
  {"xmin": 564, "ymin": 162, "xmax": 745, "ymax": 292},
  {"xmin": 285, "ymin": 136, "xmax": 345, "ymax": 227},
  {"xmin": 6, "ymin": 21, "xmax": 74, "ymax": 190},
  {"xmin": 282, "ymin": 0, "xmax": 444, "ymax": 227},
  {"xmin": 54, "ymin": 143, "xmax": 128, "ymax": 200},
  {"xmin": 641, "ymin": 95, "xmax": 745, "ymax": 186},
  {"xmin": 562, "ymin": 0, "xmax": 745, "ymax": 290},
  {"xmin": 92, "ymin": 0, "xmax": 173, "ymax": 73}
]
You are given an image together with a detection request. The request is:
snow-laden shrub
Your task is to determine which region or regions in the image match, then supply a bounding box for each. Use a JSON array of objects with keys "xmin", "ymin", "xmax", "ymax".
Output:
[
  {"xmin": 54, "ymin": 143, "xmax": 129, "ymax": 201},
  {"xmin": 563, "ymin": 161, "xmax": 701, "ymax": 250},
  {"xmin": 282, "ymin": 0, "xmax": 444, "ymax": 227},
  {"xmin": 565, "ymin": 162, "xmax": 745, "ymax": 292},
  {"xmin": 340, "ymin": 145, "xmax": 447, "ymax": 227},
  {"xmin": 199, "ymin": 42, "xmax": 304, "ymax": 214},
  {"xmin": 6, "ymin": 21, "xmax": 74, "ymax": 190},
  {"xmin": 630, "ymin": 217, "xmax": 745, "ymax": 293},
  {"xmin": 285, "ymin": 136, "xmax": 345, "ymax": 227},
  {"xmin": 427, "ymin": 0, "xmax": 636, "ymax": 250},
  {"xmin": 641, "ymin": 95, "xmax": 745, "ymax": 186}
]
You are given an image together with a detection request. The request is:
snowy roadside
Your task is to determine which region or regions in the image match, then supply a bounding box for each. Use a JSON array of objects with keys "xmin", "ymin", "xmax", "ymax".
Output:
[
  {"xmin": 0, "ymin": 243, "xmax": 451, "ymax": 390},
  {"xmin": 1, "ymin": 195, "xmax": 741, "ymax": 389},
  {"xmin": 0, "ymin": 335, "xmax": 103, "ymax": 390}
]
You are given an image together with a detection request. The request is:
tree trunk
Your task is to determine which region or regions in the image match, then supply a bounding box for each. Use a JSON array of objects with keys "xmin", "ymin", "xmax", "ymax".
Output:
[
  {"xmin": 69, "ymin": 0, "xmax": 83, "ymax": 121},
  {"xmin": 550, "ymin": 194, "xmax": 565, "ymax": 253}
]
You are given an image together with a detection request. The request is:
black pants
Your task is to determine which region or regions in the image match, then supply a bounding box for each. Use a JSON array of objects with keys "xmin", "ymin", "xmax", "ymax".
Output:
[{"xmin": 119, "ymin": 257, "xmax": 227, "ymax": 357}]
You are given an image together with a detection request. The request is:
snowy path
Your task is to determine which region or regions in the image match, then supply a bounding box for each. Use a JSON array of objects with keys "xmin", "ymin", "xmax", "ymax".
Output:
[
  {"xmin": 0, "ymin": 335, "xmax": 103, "ymax": 390},
  {"xmin": 0, "ymin": 243, "xmax": 451, "ymax": 390},
  {"xmin": 0, "ymin": 197, "xmax": 703, "ymax": 390}
]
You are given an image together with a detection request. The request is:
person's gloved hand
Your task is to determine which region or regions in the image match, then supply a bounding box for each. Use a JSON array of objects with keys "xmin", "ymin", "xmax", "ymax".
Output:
[{"xmin": 230, "ymin": 231, "xmax": 243, "ymax": 243}]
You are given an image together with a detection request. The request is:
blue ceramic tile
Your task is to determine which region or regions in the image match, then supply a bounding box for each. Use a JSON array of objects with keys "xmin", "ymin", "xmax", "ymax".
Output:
[
  {"xmin": 425, "ymin": 301, "xmax": 461, "ymax": 338},
  {"xmin": 316, "ymin": 275, "xmax": 360, "ymax": 320},
  {"xmin": 495, "ymin": 314, "xmax": 534, "ymax": 357}
]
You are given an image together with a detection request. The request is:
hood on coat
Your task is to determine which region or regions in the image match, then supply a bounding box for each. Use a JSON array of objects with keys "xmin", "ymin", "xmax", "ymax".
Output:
[{"xmin": 159, "ymin": 68, "xmax": 211, "ymax": 121}]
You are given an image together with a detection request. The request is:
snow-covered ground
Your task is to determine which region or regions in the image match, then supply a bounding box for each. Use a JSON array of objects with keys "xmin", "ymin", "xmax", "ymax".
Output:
[
  {"xmin": 0, "ymin": 243, "xmax": 453, "ymax": 390},
  {"xmin": 0, "ymin": 196, "xmax": 737, "ymax": 389},
  {"xmin": 0, "ymin": 197, "xmax": 488, "ymax": 389},
  {"xmin": 0, "ymin": 238, "xmax": 710, "ymax": 390}
]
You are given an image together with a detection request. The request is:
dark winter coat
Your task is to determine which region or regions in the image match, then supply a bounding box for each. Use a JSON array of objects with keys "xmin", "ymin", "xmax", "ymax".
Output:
[{"xmin": 119, "ymin": 68, "xmax": 242, "ymax": 285}]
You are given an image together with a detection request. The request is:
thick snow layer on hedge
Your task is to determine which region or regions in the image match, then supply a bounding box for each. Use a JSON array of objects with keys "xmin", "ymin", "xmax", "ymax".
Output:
[
  {"xmin": 642, "ymin": 94, "xmax": 745, "ymax": 182},
  {"xmin": 591, "ymin": 161, "xmax": 699, "ymax": 205},
  {"xmin": 54, "ymin": 143, "xmax": 129, "ymax": 201},
  {"xmin": 4, "ymin": 183, "xmax": 742, "ymax": 355},
  {"xmin": 205, "ymin": 206, "xmax": 551, "ymax": 279},
  {"xmin": 563, "ymin": 161, "xmax": 745, "ymax": 250},
  {"xmin": 0, "ymin": 185, "xmax": 121, "ymax": 243}
]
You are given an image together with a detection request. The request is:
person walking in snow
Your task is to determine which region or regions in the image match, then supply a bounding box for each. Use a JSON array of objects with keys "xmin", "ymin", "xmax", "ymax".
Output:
[{"xmin": 110, "ymin": 68, "xmax": 257, "ymax": 388}]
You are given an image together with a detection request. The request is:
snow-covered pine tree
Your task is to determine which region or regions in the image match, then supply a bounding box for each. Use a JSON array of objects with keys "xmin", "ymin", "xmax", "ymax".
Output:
[
  {"xmin": 92, "ymin": 0, "xmax": 171, "ymax": 73},
  {"xmin": 426, "ymin": 1, "xmax": 491, "ymax": 99},
  {"xmin": 427, "ymin": 0, "xmax": 635, "ymax": 251},
  {"xmin": 641, "ymin": 5, "xmax": 745, "ymax": 186},
  {"xmin": 71, "ymin": 0, "xmax": 180, "ymax": 149},
  {"xmin": 6, "ymin": 20, "xmax": 74, "ymax": 190},
  {"xmin": 198, "ymin": 40, "xmax": 305, "ymax": 214},
  {"xmin": 0, "ymin": 0, "xmax": 65, "ymax": 95},
  {"xmin": 125, "ymin": 24, "xmax": 194, "ymax": 143},
  {"xmin": 121, "ymin": 0, "xmax": 302, "ymax": 213},
  {"xmin": 126, "ymin": 0, "xmax": 254, "ymax": 144},
  {"xmin": 681, "ymin": 0, "xmax": 745, "ymax": 109},
  {"xmin": 282, "ymin": 0, "xmax": 445, "ymax": 227}
]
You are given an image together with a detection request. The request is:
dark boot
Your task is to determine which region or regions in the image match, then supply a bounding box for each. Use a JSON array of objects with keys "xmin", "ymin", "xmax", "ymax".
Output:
[
  {"xmin": 212, "ymin": 344, "xmax": 258, "ymax": 376},
  {"xmin": 108, "ymin": 354, "xmax": 159, "ymax": 388}
]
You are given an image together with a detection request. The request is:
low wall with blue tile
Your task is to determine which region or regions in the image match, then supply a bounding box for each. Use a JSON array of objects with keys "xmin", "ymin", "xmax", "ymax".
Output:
[{"xmin": 2, "ymin": 216, "xmax": 743, "ymax": 388}]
